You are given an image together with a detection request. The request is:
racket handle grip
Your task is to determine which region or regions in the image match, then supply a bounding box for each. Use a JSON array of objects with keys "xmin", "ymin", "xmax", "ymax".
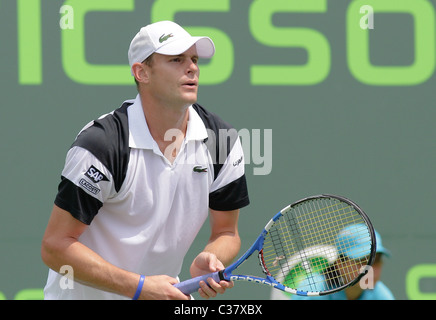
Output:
[{"xmin": 174, "ymin": 271, "xmax": 224, "ymax": 295}]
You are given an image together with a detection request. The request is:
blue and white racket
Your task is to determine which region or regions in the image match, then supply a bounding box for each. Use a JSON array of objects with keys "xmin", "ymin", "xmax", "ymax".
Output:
[{"xmin": 174, "ymin": 194, "xmax": 376, "ymax": 296}]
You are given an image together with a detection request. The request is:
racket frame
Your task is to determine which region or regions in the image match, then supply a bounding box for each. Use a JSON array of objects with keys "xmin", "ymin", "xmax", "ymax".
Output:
[{"xmin": 223, "ymin": 194, "xmax": 376, "ymax": 296}]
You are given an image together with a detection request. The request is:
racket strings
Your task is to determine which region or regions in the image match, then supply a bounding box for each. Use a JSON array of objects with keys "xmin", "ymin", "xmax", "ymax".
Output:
[{"xmin": 261, "ymin": 198, "xmax": 372, "ymax": 293}]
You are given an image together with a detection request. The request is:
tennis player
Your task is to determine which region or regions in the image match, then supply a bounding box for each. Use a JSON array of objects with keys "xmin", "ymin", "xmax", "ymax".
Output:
[{"xmin": 41, "ymin": 21, "xmax": 249, "ymax": 300}]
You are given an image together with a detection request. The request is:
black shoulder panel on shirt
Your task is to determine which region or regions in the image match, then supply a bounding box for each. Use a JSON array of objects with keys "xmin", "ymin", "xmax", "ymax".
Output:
[
  {"xmin": 71, "ymin": 102, "xmax": 132, "ymax": 192},
  {"xmin": 209, "ymin": 175, "xmax": 250, "ymax": 211},
  {"xmin": 191, "ymin": 103, "xmax": 239, "ymax": 181}
]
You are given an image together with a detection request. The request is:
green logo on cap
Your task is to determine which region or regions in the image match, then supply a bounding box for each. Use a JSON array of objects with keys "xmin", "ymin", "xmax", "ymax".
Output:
[{"xmin": 159, "ymin": 33, "xmax": 173, "ymax": 43}]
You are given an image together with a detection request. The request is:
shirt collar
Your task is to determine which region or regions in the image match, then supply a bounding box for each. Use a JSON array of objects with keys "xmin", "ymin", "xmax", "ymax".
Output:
[{"xmin": 127, "ymin": 94, "xmax": 208, "ymax": 150}]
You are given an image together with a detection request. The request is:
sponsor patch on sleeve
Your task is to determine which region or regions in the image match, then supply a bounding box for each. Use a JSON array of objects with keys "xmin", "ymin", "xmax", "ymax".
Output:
[
  {"xmin": 79, "ymin": 178, "xmax": 101, "ymax": 195},
  {"xmin": 85, "ymin": 165, "xmax": 109, "ymax": 183}
]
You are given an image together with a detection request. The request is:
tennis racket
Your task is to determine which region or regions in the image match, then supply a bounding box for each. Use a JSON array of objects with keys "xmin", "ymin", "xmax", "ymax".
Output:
[{"xmin": 174, "ymin": 194, "xmax": 376, "ymax": 296}]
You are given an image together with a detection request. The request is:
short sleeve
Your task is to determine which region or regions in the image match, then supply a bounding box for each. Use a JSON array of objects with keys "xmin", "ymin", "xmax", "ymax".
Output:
[
  {"xmin": 209, "ymin": 138, "xmax": 249, "ymax": 211},
  {"xmin": 54, "ymin": 146, "xmax": 116, "ymax": 225}
]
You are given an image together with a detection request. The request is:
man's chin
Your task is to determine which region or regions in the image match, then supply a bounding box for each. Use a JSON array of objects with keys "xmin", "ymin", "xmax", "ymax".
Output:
[{"xmin": 183, "ymin": 95, "xmax": 198, "ymax": 106}]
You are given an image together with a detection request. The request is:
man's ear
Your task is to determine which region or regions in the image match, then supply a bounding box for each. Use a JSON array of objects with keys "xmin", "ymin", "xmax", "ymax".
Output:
[{"xmin": 131, "ymin": 62, "xmax": 149, "ymax": 84}]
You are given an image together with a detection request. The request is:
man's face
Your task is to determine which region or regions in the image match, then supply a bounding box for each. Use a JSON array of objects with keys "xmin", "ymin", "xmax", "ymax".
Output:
[{"xmin": 145, "ymin": 45, "xmax": 200, "ymax": 108}]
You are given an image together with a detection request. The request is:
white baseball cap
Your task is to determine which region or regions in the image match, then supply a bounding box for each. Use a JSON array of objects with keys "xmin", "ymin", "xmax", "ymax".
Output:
[{"xmin": 128, "ymin": 21, "xmax": 215, "ymax": 72}]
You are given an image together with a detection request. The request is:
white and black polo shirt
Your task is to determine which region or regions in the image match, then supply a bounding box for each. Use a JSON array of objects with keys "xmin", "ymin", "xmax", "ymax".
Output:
[{"xmin": 43, "ymin": 94, "xmax": 249, "ymax": 299}]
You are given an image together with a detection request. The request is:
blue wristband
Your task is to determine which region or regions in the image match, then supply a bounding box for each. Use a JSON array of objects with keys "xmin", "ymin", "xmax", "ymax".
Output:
[{"xmin": 132, "ymin": 275, "xmax": 145, "ymax": 300}]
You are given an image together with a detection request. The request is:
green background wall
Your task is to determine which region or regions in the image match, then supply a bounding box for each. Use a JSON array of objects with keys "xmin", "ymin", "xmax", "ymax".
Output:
[{"xmin": 1, "ymin": 0, "xmax": 436, "ymax": 300}]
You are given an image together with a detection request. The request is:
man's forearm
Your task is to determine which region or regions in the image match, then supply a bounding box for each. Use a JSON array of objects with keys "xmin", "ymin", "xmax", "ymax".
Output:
[
  {"xmin": 204, "ymin": 231, "xmax": 241, "ymax": 266},
  {"xmin": 42, "ymin": 236, "xmax": 139, "ymax": 298}
]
